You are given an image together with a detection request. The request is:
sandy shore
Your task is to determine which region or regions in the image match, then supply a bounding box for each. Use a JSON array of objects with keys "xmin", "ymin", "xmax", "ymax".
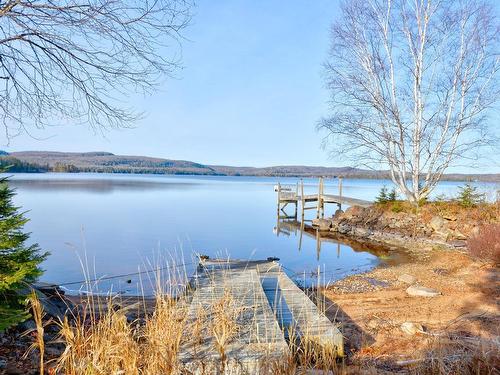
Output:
[{"xmin": 321, "ymin": 248, "xmax": 499, "ymax": 373}]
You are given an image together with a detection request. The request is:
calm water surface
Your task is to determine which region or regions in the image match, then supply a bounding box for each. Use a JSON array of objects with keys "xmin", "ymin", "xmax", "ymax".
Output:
[{"xmin": 7, "ymin": 173, "xmax": 498, "ymax": 295}]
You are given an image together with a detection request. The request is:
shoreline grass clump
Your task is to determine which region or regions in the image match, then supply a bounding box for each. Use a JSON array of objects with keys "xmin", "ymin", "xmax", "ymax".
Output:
[
  {"xmin": 209, "ymin": 289, "xmax": 242, "ymax": 364},
  {"xmin": 55, "ymin": 293, "xmax": 189, "ymax": 375},
  {"xmin": 23, "ymin": 255, "xmax": 499, "ymax": 375},
  {"xmin": 467, "ymin": 223, "xmax": 500, "ymax": 264}
]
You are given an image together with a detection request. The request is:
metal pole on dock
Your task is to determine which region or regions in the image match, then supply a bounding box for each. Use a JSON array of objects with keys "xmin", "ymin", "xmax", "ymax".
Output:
[
  {"xmin": 276, "ymin": 182, "xmax": 281, "ymax": 216},
  {"xmin": 300, "ymin": 179, "xmax": 305, "ymax": 220},
  {"xmin": 294, "ymin": 182, "xmax": 299, "ymax": 219},
  {"xmin": 321, "ymin": 177, "xmax": 325, "ymax": 218},
  {"xmin": 316, "ymin": 177, "xmax": 322, "ymax": 219},
  {"xmin": 338, "ymin": 176, "xmax": 343, "ymax": 210}
]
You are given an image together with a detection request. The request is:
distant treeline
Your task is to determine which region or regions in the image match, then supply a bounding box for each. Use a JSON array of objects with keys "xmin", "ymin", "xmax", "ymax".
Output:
[
  {"xmin": 0, "ymin": 157, "xmax": 50, "ymax": 173},
  {"xmin": 0, "ymin": 156, "xmax": 216, "ymax": 175}
]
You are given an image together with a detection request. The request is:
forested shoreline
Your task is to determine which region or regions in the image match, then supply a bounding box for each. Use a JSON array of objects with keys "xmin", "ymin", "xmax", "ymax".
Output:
[{"xmin": 1, "ymin": 152, "xmax": 498, "ymax": 182}]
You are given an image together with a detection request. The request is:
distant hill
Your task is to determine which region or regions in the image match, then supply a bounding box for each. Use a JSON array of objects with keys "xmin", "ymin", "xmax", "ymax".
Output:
[
  {"xmin": 1, "ymin": 151, "xmax": 498, "ymax": 182},
  {"xmin": 4, "ymin": 151, "xmax": 216, "ymax": 175},
  {"xmin": 209, "ymin": 165, "xmax": 384, "ymax": 178}
]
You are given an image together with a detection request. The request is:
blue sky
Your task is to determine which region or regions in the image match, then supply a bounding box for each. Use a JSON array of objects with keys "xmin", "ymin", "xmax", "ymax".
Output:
[
  {"xmin": 2, "ymin": 1, "xmax": 340, "ymax": 166},
  {"xmin": 2, "ymin": 1, "xmax": 499, "ymax": 172}
]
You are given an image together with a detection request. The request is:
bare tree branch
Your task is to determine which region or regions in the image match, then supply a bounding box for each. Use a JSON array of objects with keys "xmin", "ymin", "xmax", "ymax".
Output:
[
  {"xmin": 0, "ymin": 0, "xmax": 192, "ymax": 139},
  {"xmin": 320, "ymin": 0, "xmax": 499, "ymax": 203}
]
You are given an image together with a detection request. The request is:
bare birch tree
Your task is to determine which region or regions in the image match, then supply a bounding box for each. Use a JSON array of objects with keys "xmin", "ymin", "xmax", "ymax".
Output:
[
  {"xmin": 0, "ymin": 0, "xmax": 191, "ymax": 138},
  {"xmin": 320, "ymin": 0, "xmax": 499, "ymax": 204}
]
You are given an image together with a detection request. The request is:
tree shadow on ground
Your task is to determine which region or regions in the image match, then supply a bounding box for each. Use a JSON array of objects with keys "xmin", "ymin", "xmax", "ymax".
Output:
[
  {"xmin": 406, "ymin": 265, "xmax": 500, "ymax": 374},
  {"xmin": 455, "ymin": 265, "xmax": 499, "ymax": 339},
  {"xmin": 310, "ymin": 290, "xmax": 375, "ymax": 355}
]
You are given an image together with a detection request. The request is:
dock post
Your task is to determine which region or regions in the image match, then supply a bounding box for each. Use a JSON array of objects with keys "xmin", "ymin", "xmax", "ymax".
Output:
[
  {"xmin": 316, "ymin": 177, "xmax": 324, "ymax": 219},
  {"xmin": 294, "ymin": 182, "xmax": 299, "ymax": 219},
  {"xmin": 276, "ymin": 182, "xmax": 281, "ymax": 216},
  {"xmin": 300, "ymin": 179, "xmax": 305, "ymax": 220},
  {"xmin": 338, "ymin": 176, "xmax": 343, "ymax": 210},
  {"xmin": 316, "ymin": 229, "xmax": 321, "ymax": 260},
  {"xmin": 321, "ymin": 177, "xmax": 325, "ymax": 218},
  {"xmin": 316, "ymin": 177, "xmax": 322, "ymax": 219}
]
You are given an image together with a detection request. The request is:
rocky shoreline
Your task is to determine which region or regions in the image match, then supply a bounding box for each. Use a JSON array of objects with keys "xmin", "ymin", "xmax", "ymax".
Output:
[
  {"xmin": 311, "ymin": 203, "xmax": 495, "ymax": 252},
  {"xmin": 314, "ymin": 203, "xmax": 499, "ymax": 372}
]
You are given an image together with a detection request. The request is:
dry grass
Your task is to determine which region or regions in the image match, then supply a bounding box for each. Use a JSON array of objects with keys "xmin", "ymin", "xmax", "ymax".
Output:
[
  {"xmin": 54, "ymin": 294, "xmax": 188, "ymax": 374},
  {"xmin": 24, "ymin": 257, "xmax": 499, "ymax": 375},
  {"xmin": 39, "ymin": 256, "xmax": 194, "ymax": 374},
  {"xmin": 420, "ymin": 201, "xmax": 499, "ymax": 224},
  {"xmin": 376, "ymin": 200, "xmax": 499, "ymax": 223},
  {"xmin": 467, "ymin": 223, "xmax": 500, "ymax": 264},
  {"xmin": 23, "ymin": 292, "xmax": 46, "ymax": 375},
  {"xmin": 209, "ymin": 289, "xmax": 242, "ymax": 363},
  {"xmin": 140, "ymin": 295, "xmax": 187, "ymax": 374},
  {"xmin": 408, "ymin": 334, "xmax": 500, "ymax": 375},
  {"xmin": 56, "ymin": 299, "xmax": 141, "ymax": 374}
]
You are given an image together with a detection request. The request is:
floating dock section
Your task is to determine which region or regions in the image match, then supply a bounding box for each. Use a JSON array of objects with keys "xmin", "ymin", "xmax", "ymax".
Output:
[{"xmin": 179, "ymin": 258, "xmax": 343, "ymax": 373}]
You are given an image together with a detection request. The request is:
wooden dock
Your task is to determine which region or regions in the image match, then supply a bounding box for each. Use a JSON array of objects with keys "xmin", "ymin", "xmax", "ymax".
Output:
[
  {"xmin": 179, "ymin": 258, "xmax": 343, "ymax": 373},
  {"xmin": 276, "ymin": 177, "xmax": 372, "ymax": 220}
]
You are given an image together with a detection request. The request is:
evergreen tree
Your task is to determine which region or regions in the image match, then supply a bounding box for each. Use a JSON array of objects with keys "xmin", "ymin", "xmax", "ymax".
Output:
[
  {"xmin": 0, "ymin": 175, "xmax": 48, "ymax": 331},
  {"xmin": 375, "ymin": 185, "xmax": 389, "ymax": 204},
  {"xmin": 457, "ymin": 183, "xmax": 485, "ymax": 208},
  {"xmin": 387, "ymin": 188, "xmax": 398, "ymax": 202}
]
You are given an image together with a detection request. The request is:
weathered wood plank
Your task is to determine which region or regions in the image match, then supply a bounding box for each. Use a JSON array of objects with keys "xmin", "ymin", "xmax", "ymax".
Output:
[
  {"xmin": 179, "ymin": 259, "xmax": 344, "ymax": 372},
  {"xmin": 256, "ymin": 262, "xmax": 344, "ymax": 356}
]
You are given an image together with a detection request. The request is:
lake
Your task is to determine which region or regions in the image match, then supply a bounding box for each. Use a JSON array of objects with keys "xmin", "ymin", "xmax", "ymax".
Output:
[{"xmin": 7, "ymin": 173, "xmax": 498, "ymax": 295}]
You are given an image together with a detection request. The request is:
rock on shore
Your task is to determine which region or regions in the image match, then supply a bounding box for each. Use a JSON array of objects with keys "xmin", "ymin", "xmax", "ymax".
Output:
[
  {"xmin": 325, "ymin": 204, "xmax": 482, "ymax": 250},
  {"xmin": 406, "ymin": 285, "xmax": 441, "ymax": 297}
]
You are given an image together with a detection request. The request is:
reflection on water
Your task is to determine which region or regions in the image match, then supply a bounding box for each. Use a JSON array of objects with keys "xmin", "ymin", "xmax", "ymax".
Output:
[
  {"xmin": 9, "ymin": 177, "xmax": 199, "ymax": 193},
  {"xmin": 6, "ymin": 173, "xmax": 495, "ymax": 295},
  {"xmin": 273, "ymin": 216, "xmax": 411, "ymax": 287}
]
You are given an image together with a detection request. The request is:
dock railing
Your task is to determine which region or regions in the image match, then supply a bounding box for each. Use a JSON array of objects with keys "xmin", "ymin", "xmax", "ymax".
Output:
[{"xmin": 276, "ymin": 177, "xmax": 369, "ymax": 220}]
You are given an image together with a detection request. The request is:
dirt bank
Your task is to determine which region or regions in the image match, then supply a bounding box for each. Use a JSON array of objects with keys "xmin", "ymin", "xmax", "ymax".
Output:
[{"xmin": 322, "ymin": 248, "xmax": 499, "ymax": 373}]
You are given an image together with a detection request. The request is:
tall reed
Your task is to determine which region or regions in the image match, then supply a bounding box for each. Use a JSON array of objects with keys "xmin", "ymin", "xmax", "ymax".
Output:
[{"xmin": 23, "ymin": 292, "xmax": 46, "ymax": 375}]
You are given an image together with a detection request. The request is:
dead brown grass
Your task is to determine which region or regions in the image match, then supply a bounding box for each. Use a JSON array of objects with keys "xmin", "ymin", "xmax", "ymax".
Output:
[
  {"xmin": 22, "ymin": 251, "xmax": 498, "ymax": 375},
  {"xmin": 467, "ymin": 223, "xmax": 500, "ymax": 264},
  {"xmin": 53, "ymin": 293, "xmax": 187, "ymax": 375},
  {"xmin": 209, "ymin": 289, "xmax": 242, "ymax": 364},
  {"xmin": 22, "ymin": 292, "xmax": 46, "ymax": 375},
  {"xmin": 408, "ymin": 335, "xmax": 500, "ymax": 375},
  {"xmin": 376, "ymin": 200, "xmax": 499, "ymax": 224}
]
